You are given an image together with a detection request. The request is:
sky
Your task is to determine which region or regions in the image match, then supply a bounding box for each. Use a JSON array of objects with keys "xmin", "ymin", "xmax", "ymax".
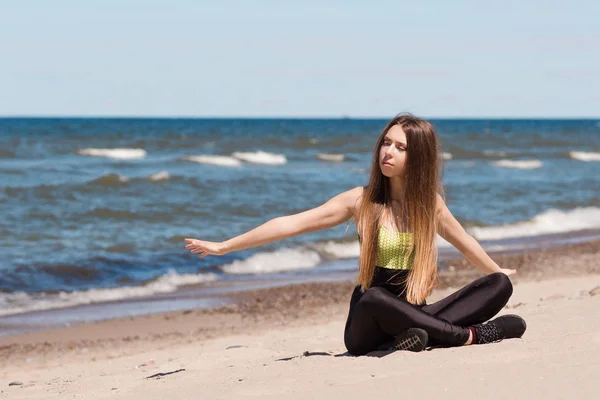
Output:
[{"xmin": 1, "ymin": 0, "xmax": 599, "ymax": 118}]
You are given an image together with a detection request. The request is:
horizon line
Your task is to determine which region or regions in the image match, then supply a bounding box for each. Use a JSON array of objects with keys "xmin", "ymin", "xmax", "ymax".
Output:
[{"xmin": 1, "ymin": 115, "xmax": 599, "ymax": 120}]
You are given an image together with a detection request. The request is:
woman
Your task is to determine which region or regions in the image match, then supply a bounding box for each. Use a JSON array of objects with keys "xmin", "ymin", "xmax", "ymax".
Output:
[{"xmin": 185, "ymin": 114, "xmax": 527, "ymax": 356}]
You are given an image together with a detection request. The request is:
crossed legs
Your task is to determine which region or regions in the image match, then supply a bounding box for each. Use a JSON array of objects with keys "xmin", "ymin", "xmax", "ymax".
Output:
[{"xmin": 344, "ymin": 273, "xmax": 513, "ymax": 355}]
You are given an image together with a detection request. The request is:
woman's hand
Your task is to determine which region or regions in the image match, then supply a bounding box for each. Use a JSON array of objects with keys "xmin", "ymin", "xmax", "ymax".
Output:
[
  {"xmin": 498, "ymin": 268, "xmax": 517, "ymax": 277},
  {"xmin": 184, "ymin": 238, "xmax": 227, "ymax": 258}
]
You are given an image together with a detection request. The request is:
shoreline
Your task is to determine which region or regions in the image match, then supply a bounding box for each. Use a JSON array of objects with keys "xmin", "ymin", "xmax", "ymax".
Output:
[
  {"xmin": 2, "ymin": 228, "xmax": 598, "ymax": 333},
  {"xmin": 1, "ymin": 236, "xmax": 599, "ymax": 338},
  {"xmin": 1, "ymin": 238, "xmax": 599, "ymax": 362}
]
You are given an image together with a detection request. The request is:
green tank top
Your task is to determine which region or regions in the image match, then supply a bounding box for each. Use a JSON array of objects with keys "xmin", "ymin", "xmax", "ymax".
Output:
[{"xmin": 376, "ymin": 225, "xmax": 415, "ymax": 270}]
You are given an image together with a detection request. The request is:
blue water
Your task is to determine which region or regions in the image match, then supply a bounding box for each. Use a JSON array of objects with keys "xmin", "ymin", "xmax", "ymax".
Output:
[{"xmin": 1, "ymin": 118, "xmax": 599, "ymax": 317}]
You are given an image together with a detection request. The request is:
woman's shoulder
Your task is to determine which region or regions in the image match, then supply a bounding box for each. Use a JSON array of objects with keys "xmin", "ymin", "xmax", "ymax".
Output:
[
  {"xmin": 342, "ymin": 186, "xmax": 365, "ymax": 219},
  {"xmin": 330, "ymin": 186, "xmax": 364, "ymax": 216},
  {"xmin": 347, "ymin": 185, "xmax": 365, "ymax": 207}
]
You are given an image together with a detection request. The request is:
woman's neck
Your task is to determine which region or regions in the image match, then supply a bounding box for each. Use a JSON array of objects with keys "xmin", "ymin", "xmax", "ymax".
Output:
[{"xmin": 388, "ymin": 176, "xmax": 405, "ymax": 201}]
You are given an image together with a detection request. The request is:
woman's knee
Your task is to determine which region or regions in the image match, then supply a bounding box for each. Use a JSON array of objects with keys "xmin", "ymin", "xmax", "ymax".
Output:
[
  {"xmin": 356, "ymin": 286, "xmax": 390, "ymax": 311},
  {"xmin": 488, "ymin": 272, "xmax": 513, "ymax": 300},
  {"xmin": 344, "ymin": 336, "xmax": 369, "ymax": 356}
]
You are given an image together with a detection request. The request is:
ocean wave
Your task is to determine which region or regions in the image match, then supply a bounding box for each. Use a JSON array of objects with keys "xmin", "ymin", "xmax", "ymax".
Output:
[
  {"xmin": 483, "ymin": 150, "xmax": 508, "ymax": 157},
  {"xmin": 317, "ymin": 153, "xmax": 345, "ymax": 162},
  {"xmin": 88, "ymin": 173, "xmax": 130, "ymax": 186},
  {"xmin": 181, "ymin": 155, "xmax": 242, "ymax": 167},
  {"xmin": 65, "ymin": 171, "xmax": 171, "ymax": 191},
  {"xmin": 0, "ymin": 149, "xmax": 16, "ymax": 158},
  {"xmin": 232, "ymin": 151, "xmax": 287, "ymax": 165},
  {"xmin": 86, "ymin": 208, "xmax": 137, "ymax": 220},
  {"xmin": 468, "ymin": 207, "xmax": 600, "ymax": 240},
  {"xmin": 148, "ymin": 171, "xmax": 170, "ymax": 181},
  {"xmin": 0, "ymin": 270, "xmax": 218, "ymax": 317},
  {"xmin": 75, "ymin": 148, "xmax": 147, "ymax": 160},
  {"xmin": 492, "ymin": 159, "xmax": 542, "ymax": 169},
  {"xmin": 220, "ymin": 247, "xmax": 321, "ymax": 274},
  {"xmin": 436, "ymin": 236, "xmax": 452, "ymax": 248},
  {"xmin": 569, "ymin": 151, "xmax": 600, "ymax": 162},
  {"xmin": 439, "ymin": 150, "xmax": 533, "ymax": 160},
  {"xmin": 239, "ymin": 236, "xmax": 454, "ymax": 267},
  {"xmin": 82, "ymin": 206, "xmax": 204, "ymax": 222},
  {"xmin": 312, "ymin": 236, "xmax": 455, "ymax": 260},
  {"xmin": 313, "ymin": 240, "xmax": 360, "ymax": 259}
]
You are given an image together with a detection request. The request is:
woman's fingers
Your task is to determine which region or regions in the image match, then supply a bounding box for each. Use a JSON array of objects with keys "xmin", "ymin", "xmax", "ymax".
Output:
[
  {"xmin": 185, "ymin": 239, "xmax": 203, "ymax": 249},
  {"xmin": 184, "ymin": 238, "xmax": 224, "ymax": 257}
]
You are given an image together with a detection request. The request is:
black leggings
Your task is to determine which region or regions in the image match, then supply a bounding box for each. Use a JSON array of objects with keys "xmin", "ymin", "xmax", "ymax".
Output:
[{"xmin": 344, "ymin": 272, "xmax": 513, "ymax": 355}]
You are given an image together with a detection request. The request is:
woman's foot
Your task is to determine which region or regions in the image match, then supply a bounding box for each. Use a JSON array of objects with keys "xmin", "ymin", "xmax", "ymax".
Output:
[
  {"xmin": 471, "ymin": 314, "xmax": 527, "ymax": 344},
  {"xmin": 389, "ymin": 328, "xmax": 429, "ymax": 352}
]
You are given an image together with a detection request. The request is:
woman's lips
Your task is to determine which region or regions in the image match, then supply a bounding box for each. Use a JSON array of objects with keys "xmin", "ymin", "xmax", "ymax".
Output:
[{"xmin": 382, "ymin": 162, "xmax": 393, "ymax": 167}]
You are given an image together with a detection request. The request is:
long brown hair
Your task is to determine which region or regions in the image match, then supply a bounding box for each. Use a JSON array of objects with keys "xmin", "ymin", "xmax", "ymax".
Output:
[{"xmin": 356, "ymin": 113, "xmax": 445, "ymax": 304}]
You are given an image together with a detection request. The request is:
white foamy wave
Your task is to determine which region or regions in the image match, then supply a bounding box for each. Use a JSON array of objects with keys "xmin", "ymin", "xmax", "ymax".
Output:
[
  {"xmin": 220, "ymin": 248, "xmax": 321, "ymax": 274},
  {"xmin": 483, "ymin": 150, "xmax": 508, "ymax": 157},
  {"xmin": 311, "ymin": 234, "xmax": 456, "ymax": 259},
  {"xmin": 442, "ymin": 152, "xmax": 453, "ymax": 160},
  {"xmin": 232, "ymin": 151, "xmax": 287, "ymax": 165},
  {"xmin": 0, "ymin": 271, "xmax": 218, "ymax": 317},
  {"xmin": 317, "ymin": 153, "xmax": 345, "ymax": 162},
  {"xmin": 569, "ymin": 151, "xmax": 600, "ymax": 162},
  {"xmin": 76, "ymin": 148, "xmax": 147, "ymax": 160},
  {"xmin": 149, "ymin": 171, "xmax": 170, "ymax": 181},
  {"xmin": 492, "ymin": 159, "xmax": 542, "ymax": 169},
  {"xmin": 436, "ymin": 235, "xmax": 453, "ymax": 248},
  {"xmin": 314, "ymin": 237, "xmax": 453, "ymax": 259},
  {"xmin": 181, "ymin": 155, "xmax": 242, "ymax": 167},
  {"xmin": 315, "ymin": 241, "xmax": 360, "ymax": 258},
  {"xmin": 468, "ymin": 207, "xmax": 600, "ymax": 241}
]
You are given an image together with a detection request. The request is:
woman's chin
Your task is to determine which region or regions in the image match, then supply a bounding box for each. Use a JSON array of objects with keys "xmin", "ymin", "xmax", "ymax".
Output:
[
  {"xmin": 380, "ymin": 168, "xmax": 394, "ymax": 177},
  {"xmin": 380, "ymin": 168, "xmax": 403, "ymax": 178}
]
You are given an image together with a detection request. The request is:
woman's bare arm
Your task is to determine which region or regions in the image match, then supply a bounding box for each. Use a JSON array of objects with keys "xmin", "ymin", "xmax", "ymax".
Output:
[
  {"xmin": 435, "ymin": 194, "xmax": 516, "ymax": 276},
  {"xmin": 185, "ymin": 186, "xmax": 363, "ymax": 257}
]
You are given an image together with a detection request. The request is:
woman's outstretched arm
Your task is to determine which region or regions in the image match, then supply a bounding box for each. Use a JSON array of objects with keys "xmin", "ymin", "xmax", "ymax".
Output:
[
  {"xmin": 185, "ymin": 186, "xmax": 363, "ymax": 258},
  {"xmin": 435, "ymin": 194, "xmax": 516, "ymax": 276}
]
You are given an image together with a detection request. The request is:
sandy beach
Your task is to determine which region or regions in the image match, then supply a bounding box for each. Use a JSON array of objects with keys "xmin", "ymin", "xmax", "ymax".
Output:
[
  {"xmin": 1, "ymin": 240, "xmax": 599, "ymax": 399},
  {"xmin": 2, "ymin": 3, "xmax": 599, "ymax": 399}
]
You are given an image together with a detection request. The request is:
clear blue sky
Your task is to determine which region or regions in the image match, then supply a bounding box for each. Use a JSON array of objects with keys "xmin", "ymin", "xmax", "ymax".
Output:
[{"xmin": 1, "ymin": 1, "xmax": 599, "ymax": 117}]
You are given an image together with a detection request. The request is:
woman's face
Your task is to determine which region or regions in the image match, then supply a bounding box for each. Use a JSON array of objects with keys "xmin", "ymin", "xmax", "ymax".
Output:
[{"xmin": 379, "ymin": 125, "xmax": 407, "ymax": 178}]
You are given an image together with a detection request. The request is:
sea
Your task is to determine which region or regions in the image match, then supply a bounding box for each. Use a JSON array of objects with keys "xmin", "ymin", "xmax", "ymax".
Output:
[{"xmin": 1, "ymin": 118, "xmax": 599, "ymax": 334}]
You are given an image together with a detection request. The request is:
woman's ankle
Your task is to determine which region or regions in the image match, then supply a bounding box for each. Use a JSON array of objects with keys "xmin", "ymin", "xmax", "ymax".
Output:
[{"xmin": 463, "ymin": 327, "xmax": 475, "ymax": 345}]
